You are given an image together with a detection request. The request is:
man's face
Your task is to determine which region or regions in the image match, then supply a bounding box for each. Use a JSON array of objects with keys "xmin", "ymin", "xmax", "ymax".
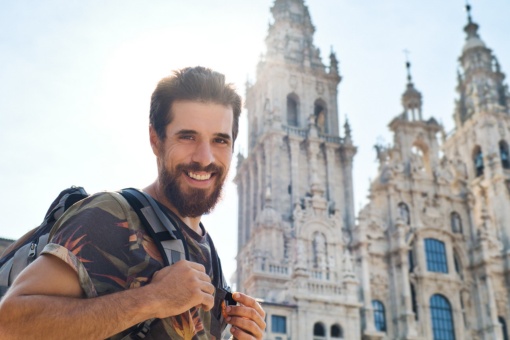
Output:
[{"xmin": 151, "ymin": 100, "xmax": 233, "ymax": 218}]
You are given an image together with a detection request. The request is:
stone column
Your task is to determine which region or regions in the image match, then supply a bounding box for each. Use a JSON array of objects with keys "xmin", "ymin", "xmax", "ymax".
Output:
[
  {"xmin": 324, "ymin": 144, "xmax": 336, "ymax": 204},
  {"xmin": 289, "ymin": 137, "xmax": 301, "ymax": 211}
]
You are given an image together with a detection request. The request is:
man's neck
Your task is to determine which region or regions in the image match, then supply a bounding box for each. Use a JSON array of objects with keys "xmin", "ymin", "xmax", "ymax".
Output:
[{"xmin": 143, "ymin": 181, "xmax": 203, "ymax": 235}]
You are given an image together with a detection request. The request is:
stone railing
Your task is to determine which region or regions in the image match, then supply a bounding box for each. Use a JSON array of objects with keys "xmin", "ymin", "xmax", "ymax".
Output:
[
  {"xmin": 307, "ymin": 281, "xmax": 343, "ymax": 296},
  {"xmin": 282, "ymin": 125, "xmax": 307, "ymax": 138},
  {"xmin": 282, "ymin": 124, "xmax": 344, "ymax": 144},
  {"xmin": 252, "ymin": 260, "xmax": 291, "ymax": 278},
  {"xmin": 310, "ymin": 269, "xmax": 338, "ymax": 281}
]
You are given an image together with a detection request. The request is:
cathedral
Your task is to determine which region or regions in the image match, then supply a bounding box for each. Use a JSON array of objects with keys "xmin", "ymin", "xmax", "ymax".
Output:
[{"xmin": 234, "ymin": 1, "xmax": 510, "ymax": 339}]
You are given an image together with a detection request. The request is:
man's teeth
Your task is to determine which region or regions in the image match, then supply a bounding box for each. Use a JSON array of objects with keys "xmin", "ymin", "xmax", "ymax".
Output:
[{"xmin": 188, "ymin": 172, "xmax": 212, "ymax": 181}]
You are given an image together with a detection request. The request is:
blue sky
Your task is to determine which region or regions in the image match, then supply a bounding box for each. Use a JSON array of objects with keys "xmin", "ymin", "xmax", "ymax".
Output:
[{"xmin": 1, "ymin": 0, "xmax": 509, "ymax": 283}]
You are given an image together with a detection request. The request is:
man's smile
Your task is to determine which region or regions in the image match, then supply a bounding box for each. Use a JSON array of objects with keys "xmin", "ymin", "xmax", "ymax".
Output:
[{"xmin": 186, "ymin": 171, "xmax": 213, "ymax": 181}]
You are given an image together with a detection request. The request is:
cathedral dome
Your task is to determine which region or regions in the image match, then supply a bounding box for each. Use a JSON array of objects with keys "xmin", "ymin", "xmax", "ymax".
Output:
[{"xmin": 462, "ymin": 20, "xmax": 486, "ymax": 53}]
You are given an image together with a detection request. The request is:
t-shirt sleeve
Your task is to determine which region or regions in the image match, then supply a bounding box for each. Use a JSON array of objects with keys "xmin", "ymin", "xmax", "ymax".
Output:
[{"xmin": 41, "ymin": 192, "xmax": 163, "ymax": 298}]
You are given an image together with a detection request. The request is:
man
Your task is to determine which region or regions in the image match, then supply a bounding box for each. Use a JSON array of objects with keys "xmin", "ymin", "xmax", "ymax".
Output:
[{"xmin": 0, "ymin": 67, "xmax": 266, "ymax": 339}]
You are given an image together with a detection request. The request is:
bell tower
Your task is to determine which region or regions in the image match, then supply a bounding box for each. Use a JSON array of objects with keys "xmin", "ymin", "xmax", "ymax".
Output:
[{"xmin": 234, "ymin": 0, "xmax": 360, "ymax": 338}]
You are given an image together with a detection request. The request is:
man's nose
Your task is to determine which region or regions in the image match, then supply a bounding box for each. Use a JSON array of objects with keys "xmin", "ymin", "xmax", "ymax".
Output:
[{"xmin": 191, "ymin": 141, "xmax": 214, "ymax": 166}]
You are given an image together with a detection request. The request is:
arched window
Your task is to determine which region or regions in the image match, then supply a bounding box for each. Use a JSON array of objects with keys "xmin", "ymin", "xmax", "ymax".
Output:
[
  {"xmin": 313, "ymin": 322, "xmax": 326, "ymax": 340},
  {"xmin": 411, "ymin": 145, "xmax": 427, "ymax": 173},
  {"xmin": 372, "ymin": 300, "xmax": 387, "ymax": 332},
  {"xmin": 287, "ymin": 94, "xmax": 299, "ymax": 126},
  {"xmin": 473, "ymin": 146, "xmax": 484, "ymax": 177},
  {"xmin": 499, "ymin": 316, "xmax": 509, "ymax": 340},
  {"xmin": 398, "ymin": 202, "xmax": 411, "ymax": 224},
  {"xmin": 430, "ymin": 294, "xmax": 455, "ymax": 340},
  {"xmin": 450, "ymin": 212, "xmax": 463, "ymax": 234},
  {"xmin": 500, "ymin": 141, "xmax": 510, "ymax": 169},
  {"xmin": 425, "ymin": 239, "xmax": 448, "ymax": 273},
  {"xmin": 331, "ymin": 324, "xmax": 343, "ymax": 338}
]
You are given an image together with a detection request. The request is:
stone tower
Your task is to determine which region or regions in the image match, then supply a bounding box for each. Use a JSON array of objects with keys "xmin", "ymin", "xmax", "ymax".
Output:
[
  {"xmin": 354, "ymin": 6, "xmax": 510, "ymax": 340},
  {"xmin": 234, "ymin": 0, "xmax": 360, "ymax": 338}
]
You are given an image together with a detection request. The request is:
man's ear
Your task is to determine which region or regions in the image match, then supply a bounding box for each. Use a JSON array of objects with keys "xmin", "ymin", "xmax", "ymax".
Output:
[{"xmin": 149, "ymin": 125, "xmax": 160, "ymax": 156}]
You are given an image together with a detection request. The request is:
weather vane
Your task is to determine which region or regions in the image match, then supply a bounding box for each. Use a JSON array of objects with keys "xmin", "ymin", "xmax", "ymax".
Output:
[
  {"xmin": 465, "ymin": 0, "xmax": 472, "ymax": 22},
  {"xmin": 403, "ymin": 49, "xmax": 412, "ymax": 82}
]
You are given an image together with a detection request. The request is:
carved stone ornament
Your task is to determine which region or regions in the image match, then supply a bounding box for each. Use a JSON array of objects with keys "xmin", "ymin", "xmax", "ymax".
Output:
[
  {"xmin": 421, "ymin": 194, "xmax": 443, "ymax": 228},
  {"xmin": 434, "ymin": 157, "xmax": 455, "ymax": 185}
]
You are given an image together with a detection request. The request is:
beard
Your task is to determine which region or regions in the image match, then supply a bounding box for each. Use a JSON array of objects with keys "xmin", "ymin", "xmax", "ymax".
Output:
[{"xmin": 159, "ymin": 161, "xmax": 226, "ymax": 218}]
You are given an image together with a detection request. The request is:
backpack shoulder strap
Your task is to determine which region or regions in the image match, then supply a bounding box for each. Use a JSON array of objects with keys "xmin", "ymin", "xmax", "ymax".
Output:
[
  {"xmin": 118, "ymin": 188, "xmax": 190, "ymax": 340},
  {"xmin": 119, "ymin": 188, "xmax": 188, "ymax": 266}
]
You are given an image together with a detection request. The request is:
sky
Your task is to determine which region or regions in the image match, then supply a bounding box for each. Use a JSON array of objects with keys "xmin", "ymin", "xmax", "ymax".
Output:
[{"xmin": 1, "ymin": 0, "xmax": 509, "ymax": 284}]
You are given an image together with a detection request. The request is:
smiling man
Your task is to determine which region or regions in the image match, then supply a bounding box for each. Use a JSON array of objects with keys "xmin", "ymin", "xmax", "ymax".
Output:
[{"xmin": 0, "ymin": 67, "xmax": 266, "ymax": 339}]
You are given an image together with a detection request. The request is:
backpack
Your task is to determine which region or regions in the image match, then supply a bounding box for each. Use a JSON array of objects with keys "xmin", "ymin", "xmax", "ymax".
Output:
[{"xmin": 0, "ymin": 186, "xmax": 234, "ymax": 339}]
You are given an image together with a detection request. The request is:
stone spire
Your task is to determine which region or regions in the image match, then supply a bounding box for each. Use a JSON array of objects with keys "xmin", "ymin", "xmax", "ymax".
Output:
[
  {"xmin": 401, "ymin": 59, "xmax": 423, "ymax": 121},
  {"xmin": 453, "ymin": 4, "xmax": 510, "ymax": 126},
  {"xmin": 264, "ymin": 0, "xmax": 325, "ymax": 70}
]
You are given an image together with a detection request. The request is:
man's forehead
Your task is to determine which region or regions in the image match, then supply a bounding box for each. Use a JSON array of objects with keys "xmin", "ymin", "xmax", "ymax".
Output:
[{"xmin": 168, "ymin": 101, "xmax": 233, "ymax": 132}]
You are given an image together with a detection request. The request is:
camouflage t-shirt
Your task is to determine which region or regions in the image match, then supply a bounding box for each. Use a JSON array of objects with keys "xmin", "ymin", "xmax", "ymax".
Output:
[{"xmin": 41, "ymin": 191, "xmax": 228, "ymax": 340}]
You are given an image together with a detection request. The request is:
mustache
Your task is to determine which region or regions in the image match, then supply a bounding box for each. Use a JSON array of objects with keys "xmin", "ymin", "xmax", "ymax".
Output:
[{"xmin": 176, "ymin": 162, "xmax": 223, "ymax": 174}]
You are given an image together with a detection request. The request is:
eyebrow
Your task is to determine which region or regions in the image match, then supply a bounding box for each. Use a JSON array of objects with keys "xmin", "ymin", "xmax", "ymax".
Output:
[{"xmin": 175, "ymin": 130, "xmax": 232, "ymax": 141}]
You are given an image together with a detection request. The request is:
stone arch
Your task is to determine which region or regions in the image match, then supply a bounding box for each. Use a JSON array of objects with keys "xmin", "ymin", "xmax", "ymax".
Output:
[
  {"xmin": 411, "ymin": 140, "xmax": 430, "ymax": 174},
  {"xmin": 313, "ymin": 322, "xmax": 326, "ymax": 340},
  {"xmin": 287, "ymin": 93, "xmax": 300, "ymax": 127},
  {"xmin": 398, "ymin": 202, "xmax": 411, "ymax": 224},
  {"xmin": 450, "ymin": 211, "xmax": 463, "ymax": 234},
  {"xmin": 331, "ymin": 323, "xmax": 343, "ymax": 338}
]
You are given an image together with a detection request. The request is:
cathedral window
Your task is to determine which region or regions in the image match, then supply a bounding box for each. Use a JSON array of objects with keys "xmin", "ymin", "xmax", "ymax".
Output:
[
  {"xmin": 473, "ymin": 146, "xmax": 484, "ymax": 177},
  {"xmin": 499, "ymin": 316, "xmax": 509, "ymax": 340},
  {"xmin": 425, "ymin": 239, "xmax": 448, "ymax": 273},
  {"xmin": 450, "ymin": 212, "xmax": 463, "ymax": 234},
  {"xmin": 271, "ymin": 315, "xmax": 287, "ymax": 334},
  {"xmin": 372, "ymin": 300, "xmax": 387, "ymax": 332},
  {"xmin": 313, "ymin": 322, "xmax": 326, "ymax": 340},
  {"xmin": 287, "ymin": 93, "xmax": 299, "ymax": 126},
  {"xmin": 398, "ymin": 202, "xmax": 411, "ymax": 224},
  {"xmin": 430, "ymin": 294, "xmax": 455, "ymax": 340},
  {"xmin": 331, "ymin": 324, "xmax": 343, "ymax": 338},
  {"xmin": 500, "ymin": 140, "xmax": 510, "ymax": 169}
]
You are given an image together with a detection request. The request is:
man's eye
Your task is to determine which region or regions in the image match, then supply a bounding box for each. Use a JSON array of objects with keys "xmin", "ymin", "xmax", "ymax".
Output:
[
  {"xmin": 180, "ymin": 135, "xmax": 194, "ymax": 140},
  {"xmin": 215, "ymin": 138, "xmax": 229, "ymax": 144}
]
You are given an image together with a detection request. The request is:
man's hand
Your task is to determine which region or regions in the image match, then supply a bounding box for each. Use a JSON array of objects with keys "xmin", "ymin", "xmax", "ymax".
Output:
[
  {"xmin": 149, "ymin": 260, "xmax": 215, "ymax": 318},
  {"xmin": 225, "ymin": 292, "xmax": 266, "ymax": 339}
]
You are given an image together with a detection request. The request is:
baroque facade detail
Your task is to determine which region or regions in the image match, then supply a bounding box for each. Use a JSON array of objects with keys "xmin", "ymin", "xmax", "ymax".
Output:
[{"xmin": 235, "ymin": 1, "xmax": 510, "ymax": 339}]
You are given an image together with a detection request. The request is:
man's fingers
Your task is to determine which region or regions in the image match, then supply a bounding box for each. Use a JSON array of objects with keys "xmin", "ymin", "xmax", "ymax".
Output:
[
  {"xmin": 226, "ymin": 292, "xmax": 266, "ymax": 339},
  {"xmin": 200, "ymin": 293, "xmax": 215, "ymax": 311},
  {"xmin": 232, "ymin": 292, "xmax": 266, "ymax": 319}
]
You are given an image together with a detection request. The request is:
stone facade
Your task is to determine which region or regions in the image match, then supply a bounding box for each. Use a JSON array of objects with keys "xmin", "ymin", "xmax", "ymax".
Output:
[
  {"xmin": 234, "ymin": 0, "xmax": 359, "ymax": 338},
  {"xmin": 235, "ymin": 1, "xmax": 510, "ymax": 340}
]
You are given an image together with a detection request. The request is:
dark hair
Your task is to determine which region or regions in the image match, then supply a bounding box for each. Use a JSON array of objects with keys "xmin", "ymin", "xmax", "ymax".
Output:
[{"xmin": 150, "ymin": 66, "xmax": 242, "ymax": 144}]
